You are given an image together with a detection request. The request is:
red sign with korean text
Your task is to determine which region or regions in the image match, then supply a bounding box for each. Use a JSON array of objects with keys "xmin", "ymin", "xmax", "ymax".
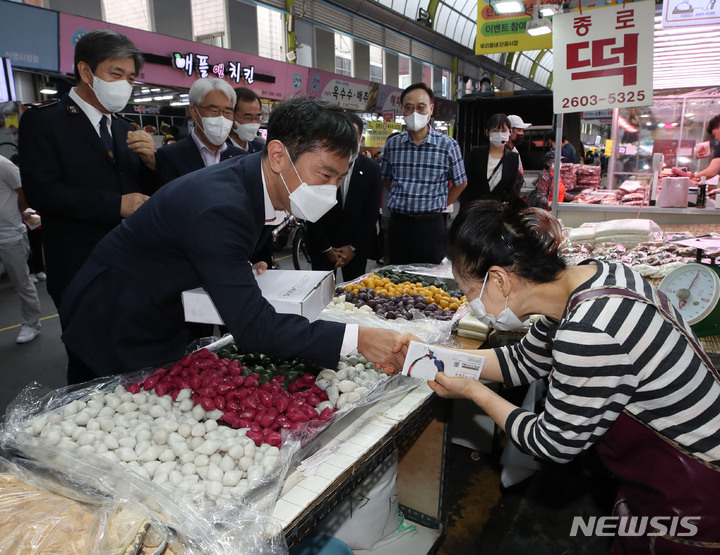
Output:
[{"xmin": 552, "ymin": 1, "xmax": 654, "ymax": 114}]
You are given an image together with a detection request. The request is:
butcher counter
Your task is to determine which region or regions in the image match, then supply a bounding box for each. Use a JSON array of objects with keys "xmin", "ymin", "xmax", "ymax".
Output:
[{"xmin": 556, "ymin": 204, "xmax": 720, "ymax": 227}]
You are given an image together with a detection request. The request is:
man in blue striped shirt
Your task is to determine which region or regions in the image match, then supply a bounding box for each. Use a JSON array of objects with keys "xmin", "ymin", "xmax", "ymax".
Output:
[{"xmin": 380, "ymin": 83, "xmax": 467, "ymax": 264}]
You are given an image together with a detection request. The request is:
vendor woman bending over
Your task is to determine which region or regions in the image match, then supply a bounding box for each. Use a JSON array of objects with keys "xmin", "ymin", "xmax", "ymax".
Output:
[{"xmin": 393, "ymin": 200, "xmax": 720, "ymax": 553}]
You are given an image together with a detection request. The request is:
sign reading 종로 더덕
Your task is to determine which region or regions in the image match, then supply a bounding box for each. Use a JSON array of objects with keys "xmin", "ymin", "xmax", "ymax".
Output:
[{"xmin": 552, "ymin": 0, "xmax": 654, "ymax": 114}]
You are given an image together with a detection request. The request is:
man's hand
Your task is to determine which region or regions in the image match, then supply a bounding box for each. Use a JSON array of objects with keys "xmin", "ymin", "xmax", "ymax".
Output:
[
  {"xmin": 358, "ymin": 327, "xmax": 406, "ymax": 373},
  {"xmin": 336, "ymin": 245, "xmax": 355, "ymax": 264},
  {"xmin": 120, "ymin": 193, "xmax": 149, "ymax": 218},
  {"xmin": 127, "ymin": 130, "xmax": 157, "ymax": 170},
  {"xmin": 324, "ymin": 248, "xmax": 346, "ymax": 269},
  {"xmin": 252, "ymin": 261, "xmax": 269, "ymax": 275},
  {"xmin": 377, "ymin": 332, "xmax": 424, "ymax": 375}
]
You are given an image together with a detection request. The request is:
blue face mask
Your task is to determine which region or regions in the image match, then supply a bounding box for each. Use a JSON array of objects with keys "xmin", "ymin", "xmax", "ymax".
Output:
[{"xmin": 469, "ymin": 273, "xmax": 528, "ymax": 331}]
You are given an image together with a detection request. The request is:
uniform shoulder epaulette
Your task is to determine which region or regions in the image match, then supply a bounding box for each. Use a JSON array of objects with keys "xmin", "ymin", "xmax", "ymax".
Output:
[{"xmin": 27, "ymin": 99, "xmax": 59, "ymax": 109}]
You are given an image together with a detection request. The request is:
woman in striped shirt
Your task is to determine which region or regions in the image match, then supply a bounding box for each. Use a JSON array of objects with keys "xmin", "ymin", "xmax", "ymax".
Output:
[{"xmin": 398, "ymin": 200, "xmax": 720, "ymax": 552}]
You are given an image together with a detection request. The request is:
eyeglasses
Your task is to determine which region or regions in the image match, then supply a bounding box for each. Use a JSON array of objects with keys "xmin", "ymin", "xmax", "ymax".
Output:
[
  {"xmin": 196, "ymin": 105, "xmax": 235, "ymax": 118},
  {"xmin": 235, "ymin": 113, "xmax": 263, "ymax": 123},
  {"xmin": 402, "ymin": 102, "xmax": 430, "ymax": 115}
]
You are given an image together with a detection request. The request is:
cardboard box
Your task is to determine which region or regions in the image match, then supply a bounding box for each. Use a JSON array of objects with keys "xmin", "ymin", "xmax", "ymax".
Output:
[{"xmin": 182, "ymin": 270, "xmax": 334, "ymax": 325}]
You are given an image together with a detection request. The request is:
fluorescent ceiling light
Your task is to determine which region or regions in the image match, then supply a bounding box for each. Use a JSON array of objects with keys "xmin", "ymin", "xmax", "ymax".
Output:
[
  {"xmin": 526, "ymin": 17, "xmax": 552, "ymax": 36},
  {"xmin": 491, "ymin": 0, "xmax": 525, "ymax": 14},
  {"xmin": 40, "ymin": 87, "xmax": 57, "ymax": 95}
]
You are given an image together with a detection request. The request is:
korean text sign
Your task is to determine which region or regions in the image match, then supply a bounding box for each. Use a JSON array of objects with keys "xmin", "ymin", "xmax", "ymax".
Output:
[
  {"xmin": 475, "ymin": 0, "xmax": 553, "ymax": 54},
  {"xmin": 552, "ymin": 0, "xmax": 654, "ymax": 114}
]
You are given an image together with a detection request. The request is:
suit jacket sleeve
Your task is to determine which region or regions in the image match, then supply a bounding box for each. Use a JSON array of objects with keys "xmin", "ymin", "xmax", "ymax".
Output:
[
  {"xmin": 460, "ymin": 146, "xmax": 484, "ymax": 204},
  {"xmin": 19, "ymin": 106, "xmax": 125, "ymax": 224},
  {"xmin": 183, "ymin": 203, "xmax": 345, "ymax": 369},
  {"xmin": 349, "ymin": 157, "xmax": 382, "ymax": 254},
  {"xmin": 156, "ymin": 140, "xmax": 191, "ymax": 185}
]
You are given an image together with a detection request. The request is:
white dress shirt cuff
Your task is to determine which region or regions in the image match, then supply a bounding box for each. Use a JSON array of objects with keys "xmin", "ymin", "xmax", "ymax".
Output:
[{"xmin": 340, "ymin": 324, "xmax": 359, "ymax": 356}]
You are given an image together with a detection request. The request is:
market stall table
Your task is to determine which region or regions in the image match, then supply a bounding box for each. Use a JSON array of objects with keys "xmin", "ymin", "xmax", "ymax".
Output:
[{"xmin": 276, "ymin": 335, "xmax": 482, "ymax": 552}]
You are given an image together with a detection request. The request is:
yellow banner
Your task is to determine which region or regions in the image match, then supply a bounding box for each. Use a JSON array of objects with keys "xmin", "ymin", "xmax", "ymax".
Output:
[
  {"xmin": 475, "ymin": 0, "xmax": 553, "ymax": 54},
  {"xmin": 365, "ymin": 121, "xmax": 403, "ymax": 148}
]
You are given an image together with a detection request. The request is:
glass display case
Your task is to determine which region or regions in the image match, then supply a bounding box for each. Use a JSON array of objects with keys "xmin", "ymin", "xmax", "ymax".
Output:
[{"xmin": 605, "ymin": 91, "xmax": 720, "ymax": 190}]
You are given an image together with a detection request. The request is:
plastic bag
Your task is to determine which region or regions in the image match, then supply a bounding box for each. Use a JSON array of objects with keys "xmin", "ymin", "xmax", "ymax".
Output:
[
  {"xmin": 0, "ymin": 454, "xmax": 180, "ymax": 554},
  {"xmin": 0, "ymin": 338, "xmax": 425, "ymax": 554},
  {"xmin": 312, "ymin": 450, "xmax": 402, "ymax": 550},
  {"xmin": 321, "ymin": 263, "xmax": 468, "ymax": 345},
  {"xmin": 0, "ymin": 376, "xmax": 289, "ymax": 555},
  {"xmin": 318, "ymin": 308, "xmax": 459, "ymax": 347}
]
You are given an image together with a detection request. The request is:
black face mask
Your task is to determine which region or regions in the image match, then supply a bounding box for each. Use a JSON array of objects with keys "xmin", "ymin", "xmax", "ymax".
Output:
[{"xmin": 512, "ymin": 133, "xmax": 525, "ymax": 146}]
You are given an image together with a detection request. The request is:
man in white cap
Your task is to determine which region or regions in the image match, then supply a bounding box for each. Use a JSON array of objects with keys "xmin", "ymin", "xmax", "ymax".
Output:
[{"xmin": 507, "ymin": 114, "xmax": 531, "ymax": 189}]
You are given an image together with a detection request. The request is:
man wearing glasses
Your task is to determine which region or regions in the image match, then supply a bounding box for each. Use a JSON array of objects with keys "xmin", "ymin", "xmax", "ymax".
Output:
[
  {"xmin": 228, "ymin": 87, "xmax": 265, "ymax": 154},
  {"xmin": 155, "ymin": 78, "xmax": 245, "ymax": 185},
  {"xmin": 380, "ymin": 83, "xmax": 466, "ymax": 265}
]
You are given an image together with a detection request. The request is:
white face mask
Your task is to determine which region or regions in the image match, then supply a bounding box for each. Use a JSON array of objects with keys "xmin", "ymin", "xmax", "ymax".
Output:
[
  {"xmin": 469, "ymin": 273, "xmax": 528, "ymax": 331},
  {"xmin": 234, "ymin": 122, "xmax": 261, "ymax": 142},
  {"xmin": 489, "ymin": 131, "xmax": 510, "ymax": 148},
  {"xmin": 279, "ymin": 147, "xmax": 338, "ymax": 223},
  {"xmin": 404, "ymin": 111, "xmax": 429, "ymax": 132},
  {"xmin": 90, "ymin": 71, "xmax": 133, "ymax": 113},
  {"xmin": 199, "ymin": 114, "xmax": 234, "ymax": 146}
]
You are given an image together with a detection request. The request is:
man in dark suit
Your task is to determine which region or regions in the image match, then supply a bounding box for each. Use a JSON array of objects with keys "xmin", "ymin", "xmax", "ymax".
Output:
[
  {"xmin": 305, "ymin": 112, "xmax": 382, "ymax": 281},
  {"xmin": 229, "ymin": 87, "xmax": 273, "ymax": 268},
  {"xmin": 18, "ymin": 29, "xmax": 157, "ymax": 310},
  {"xmin": 155, "ymin": 78, "xmax": 244, "ymax": 186},
  {"xmin": 59, "ymin": 98, "xmax": 405, "ymax": 380},
  {"xmin": 228, "ymin": 87, "xmax": 265, "ymax": 154}
]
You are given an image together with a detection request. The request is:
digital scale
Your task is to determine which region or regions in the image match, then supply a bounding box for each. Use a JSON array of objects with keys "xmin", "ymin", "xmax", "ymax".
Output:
[{"xmin": 657, "ymin": 236, "xmax": 720, "ymax": 337}]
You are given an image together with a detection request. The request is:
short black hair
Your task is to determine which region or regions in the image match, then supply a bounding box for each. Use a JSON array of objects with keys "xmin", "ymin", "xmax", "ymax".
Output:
[
  {"xmin": 448, "ymin": 199, "xmax": 566, "ymax": 285},
  {"xmin": 73, "ymin": 29, "xmax": 144, "ymax": 82},
  {"xmin": 264, "ymin": 97, "xmax": 357, "ymax": 161},
  {"xmin": 707, "ymin": 114, "xmax": 720, "ymax": 136},
  {"xmin": 234, "ymin": 87, "xmax": 260, "ymax": 106},
  {"xmin": 486, "ymin": 113, "xmax": 511, "ymax": 132},
  {"xmin": 400, "ymin": 83, "xmax": 434, "ymax": 105},
  {"xmin": 345, "ymin": 111, "xmax": 364, "ymax": 135}
]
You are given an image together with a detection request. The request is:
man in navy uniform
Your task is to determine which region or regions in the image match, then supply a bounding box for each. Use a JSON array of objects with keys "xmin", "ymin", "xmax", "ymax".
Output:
[
  {"xmin": 18, "ymin": 29, "xmax": 157, "ymax": 311},
  {"xmin": 60, "ymin": 98, "xmax": 405, "ymax": 380},
  {"xmin": 305, "ymin": 112, "xmax": 382, "ymax": 281},
  {"xmin": 155, "ymin": 78, "xmax": 244, "ymax": 186}
]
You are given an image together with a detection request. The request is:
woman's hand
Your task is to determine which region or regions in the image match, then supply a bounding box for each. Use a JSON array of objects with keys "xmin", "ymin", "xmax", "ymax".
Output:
[{"xmin": 428, "ymin": 371, "xmax": 481, "ymax": 400}]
